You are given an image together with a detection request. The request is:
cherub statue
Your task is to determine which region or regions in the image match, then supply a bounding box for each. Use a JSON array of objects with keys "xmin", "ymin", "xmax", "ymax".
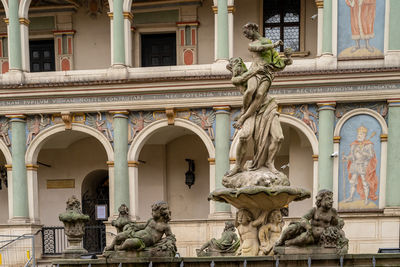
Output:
[
  {"xmin": 274, "ymin": 190, "xmax": 348, "ymax": 255},
  {"xmin": 196, "ymin": 221, "xmax": 239, "ymax": 256},
  {"xmin": 105, "ymin": 201, "xmax": 176, "ymax": 256},
  {"xmin": 112, "ymin": 204, "xmax": 131, "ymax": 233},
  {"xmin": 258, "ymin": 209, "xmax": 284, "ymax": 255}
]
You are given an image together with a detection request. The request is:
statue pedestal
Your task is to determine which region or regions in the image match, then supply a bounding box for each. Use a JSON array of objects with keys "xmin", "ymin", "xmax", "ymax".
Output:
[
  {"xmin": 274, "ymin": 246, "xmax": 337, "ymax": 255},
  {"xmin": 103, "ymin": 249, "xmax": 175, "ymax": 260}
]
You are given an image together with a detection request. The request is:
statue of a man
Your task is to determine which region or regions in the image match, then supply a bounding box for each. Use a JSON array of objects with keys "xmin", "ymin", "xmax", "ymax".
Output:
[{"xmin": 226, "ymin": 23, "xmax": 292, "ymax": 176}]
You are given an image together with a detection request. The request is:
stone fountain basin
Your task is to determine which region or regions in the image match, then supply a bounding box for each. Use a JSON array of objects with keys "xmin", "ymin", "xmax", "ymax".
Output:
[{"xmin": 209, "ymin": 186, "xmax": 310, "ymax": 215}]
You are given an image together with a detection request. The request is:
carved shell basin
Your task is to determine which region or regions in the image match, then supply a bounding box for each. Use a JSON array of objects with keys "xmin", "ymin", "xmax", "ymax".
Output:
[{"xmin": 209, "ymin": 186, "xmax": 310, "ymax": 215}]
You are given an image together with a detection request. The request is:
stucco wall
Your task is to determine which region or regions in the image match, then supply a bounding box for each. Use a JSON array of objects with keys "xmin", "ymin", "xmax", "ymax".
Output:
[
  {"xmin": 166, "ymin": 134, "xmax": 210, "ymax": 220},
  {"xmin": 72, "ymin": 8, "xmax": 111, "ymax": 70},
  {"xmin": 0, "ymin": 186, "xmax": 8, "ymax": 223},
  {"xmin": 138, "ymin": 144, "xmax": 167, "ymax": 220},
  {"xmin": 37, "ymin": 137, "xmax": 108, "ymax": 226},
  {"xmin": 304, "ymin": 0, "xmax": 318, "ymax": 58},
  {"xmin": 197, "ymin": 0, "xmax": 215, "ymax": 64}
]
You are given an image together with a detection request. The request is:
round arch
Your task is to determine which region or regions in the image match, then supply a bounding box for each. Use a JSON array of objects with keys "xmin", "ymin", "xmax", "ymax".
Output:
[
  {"xmin": 19, "ymin": 0, "xmax": 31, "ymax": 19},
  {"xmin": 1, "ymin": 0, "xmax": 8, "ymax": 17},
  {"xmin": 229, "ymin": 114, "xmax": 319, "ymax": 158},
  {"xmin": 25, "ymin": 123, "xmax": 114, "ymax": 164},
  {"xmin": 128, "ymin": 118, "xmax": 215, "ymax": 161},
  {"xmin": 334, "ymin": 108, "xmax": 388, "ymax": 136},
  {"xmin": 0, "ymin": 139, "xmax": 12, "ymax": 164}
]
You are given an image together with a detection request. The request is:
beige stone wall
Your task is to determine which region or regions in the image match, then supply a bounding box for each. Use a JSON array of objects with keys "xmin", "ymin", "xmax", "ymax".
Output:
[
  {"xmin": 166, "ymin": 134, "xmax": 210, "ymax": 220},
  {"xmin": 37, "ymin": 137, "xmax": 108, "ymax": 226},
  {"xmin": 72, "ymin": 8, "xmax": 111, "ymax": 70},
  {"xmin": 304, "ymin": 0, "xmax": 318, "ymax": 58},
  {"xmin": 197, "ymin": 0, "xmax": 215, "ymax": 64},
  {"xmin": 138, "ymin": 144, "xmax": 167, "ymax": 219},
  {"xmin": 0, "ymin": 187, "xmax": 8, "ymax": 223}
]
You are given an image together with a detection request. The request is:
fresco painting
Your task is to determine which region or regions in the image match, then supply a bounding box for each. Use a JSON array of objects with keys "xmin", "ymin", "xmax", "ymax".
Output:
[
  {"xmin": 338, "ymin": 0, "xmax": 385, "ymax": 59},
  {"xmin": 339, "ymin": 114, "xmax": 381, "ymax": 210}
]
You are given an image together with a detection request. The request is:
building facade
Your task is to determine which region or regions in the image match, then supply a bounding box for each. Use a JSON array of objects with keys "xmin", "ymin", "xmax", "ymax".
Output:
[{"xmin": 0, "ymin": 0, "xmax": 399, "ymax": 259}]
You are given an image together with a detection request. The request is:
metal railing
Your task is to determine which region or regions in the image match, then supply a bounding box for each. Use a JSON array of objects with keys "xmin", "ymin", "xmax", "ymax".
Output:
[
  {"xmin": 42, "ymin": 224, "xmax": 106, "ymax": 256},
  {"xmin": 0, "ymin": 234, "xmax": 36, "ymax": 267}
]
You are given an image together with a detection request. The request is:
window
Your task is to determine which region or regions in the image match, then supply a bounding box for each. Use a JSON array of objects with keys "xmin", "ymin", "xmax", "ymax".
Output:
[
  {"xmin": 141, "ymin": 33, "xmax": 176, "ymax": 67},
  {"xmin": 29, "ymin": 40, "xmax": 55, "ymax": 72},
  {"xmin": 263, "ymin": 0, "xmax": 300, "ymax": 52}
]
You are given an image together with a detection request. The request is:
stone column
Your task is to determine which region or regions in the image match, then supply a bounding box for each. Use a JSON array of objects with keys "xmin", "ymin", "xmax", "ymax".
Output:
[
  {"xmin": 8, "ymin": 0, "xmax": 22, "ymax": 71},
  {"xmin": 128, "ymin": 161, "xmax": 139, "ymax": 220},
  {"xmin": 26, "ymin": 164, "xmax": 40, "ymax": 224},
  {"xmin": 112, "ymin": 111, "xmax": 129, "ymax": 214},
  {"xmin": 112, "ymin": 0, "xmax": 125, "ymax": 66},
  {"xmin": 317, "ymin": 102, "xmax": 335, "ymax": 191},
  {"xmin": 321, "ymin": 0, "xmax": 332, "ymax": 55},
  {"xmin": 216, "ymin": 0, "xmax": 229, "ymax": 60},
  {"xmin": 19, "ymin": 18, "xmax": 30, "ymax": 72},
  {"xmin": 385, "ymin": 0, "xmax": 400, "ymax": 66},
  {"xmin": 8, "ymin": 115, "xmax": 29, "ymax": 222},
  {"xmin": 227, "ymin": 4, "xmax": 235, "ymax": 58},
  {"xmin": 315, "ymin": 0, "xmax": 324, "ymax": 56},
  {"xmin": 385, "ymin": 100, "xmax": 400, "ymax": 207},
  {"xmin": 212, "ymin": 106, "xmax": 231, "ymax": 216},
  {"xmin": 107, "ymin": 161, "xmax": 115, "ymax": 217},
  {"xmin": 123, "ymin": 12, "xmax": 133, "ymax": 67}
]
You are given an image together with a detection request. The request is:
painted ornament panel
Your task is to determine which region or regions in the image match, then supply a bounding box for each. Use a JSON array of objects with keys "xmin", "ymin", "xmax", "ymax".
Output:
[
  {"xmin": 338, "ymin": 114, "xmax": 381, "ymax": 210},
  {"xmin": 338, "ymin": 0, "xmax": 385, "ymax": 59}
]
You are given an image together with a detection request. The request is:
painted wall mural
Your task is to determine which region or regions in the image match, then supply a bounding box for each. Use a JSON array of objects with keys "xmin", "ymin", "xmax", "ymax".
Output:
[
  {"xmin": 280, "ymin": 104, "xmax": 319, "ymax": 136},
  {"xmin": 335, "ymin": 102, "xmax": 388, "ymax": 124},
  {"xmin": 338, "ymin": 114, "xmax": 381, "ymax": 210},
  {"xmin": 338, "ymin": 0, "xmax": 386, "ymax": 59}
]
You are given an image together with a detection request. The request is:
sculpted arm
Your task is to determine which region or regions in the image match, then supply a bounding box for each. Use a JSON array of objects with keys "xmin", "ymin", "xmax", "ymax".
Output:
[
  {"xmin": 248, "ymin": 40, "xmax": 282, "ymax": 52},
  {"xmin": 164, "ymin": 225, "xmax": 173, "ymax": 237}
]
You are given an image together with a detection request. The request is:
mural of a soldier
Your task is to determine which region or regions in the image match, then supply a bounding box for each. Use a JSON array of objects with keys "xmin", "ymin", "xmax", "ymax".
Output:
[{"xmin": 342, "ymin": 125, "xmax": 378, "ymax": 205}]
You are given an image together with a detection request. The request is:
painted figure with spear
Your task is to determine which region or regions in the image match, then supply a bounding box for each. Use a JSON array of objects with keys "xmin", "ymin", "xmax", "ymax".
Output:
[{"xmin": 342, "ymin": 125, "xmax": 378, "ymax": 206}]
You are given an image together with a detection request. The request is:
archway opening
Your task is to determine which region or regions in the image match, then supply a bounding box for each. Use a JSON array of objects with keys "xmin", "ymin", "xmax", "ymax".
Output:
[
  {"xmin": 0, "ymin": 152, "xmax": 8, "ymax": 223},
  {"xmin": 137, "ymin": 125, "xmax": 210, "ymax": 220},
  {"xmin": 280, "ymin": 123, "xmax": 314, "ymax": 217},
  {"xmin": 36, "ymin": 130, "xmax": 108, "ymax": 226}
]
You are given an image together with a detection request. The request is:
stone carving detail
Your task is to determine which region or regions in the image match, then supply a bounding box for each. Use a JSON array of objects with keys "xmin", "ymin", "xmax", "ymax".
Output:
[
  {"xmin": 104, "ymin": 201, "xmax": 177, "ymax": 258},
  {"xmin": 196, "ymin": 221, "xmax": 239, "ymax": 256},
  {"xmin": 280, "ymin": 104, "xmax": 319, "ymax": 136},
  {"xmin": 335, "ymin": 102, "xmax": 388, "ymax": 121},
  {"xmin": 191, "ymin": 108, "xmax": 216, "ymax": 140},
  {"xmin": 0, "ymin": 117, "xmax": 10, "ymax": 146},
  {"xmin": 59, "ymin": 196, "xmax": 90, "ymax": 258},
  {"xmin": 128, "ymin": 111, "xmax": 154, "ymax": 143},
  {"xmin": 274, "ymin": 190, "xmax": 348, "ymax": 255},
  {"xmin": 26, "ymin": 114, "xmax": 51, "ymax": 145},
  {"xmin": 85, "ymin": 112, "xmax": 113, "ymax": 142},
  {"xmin": 112, "ymin": 204, "xmax": 131, "ymax": 233}
]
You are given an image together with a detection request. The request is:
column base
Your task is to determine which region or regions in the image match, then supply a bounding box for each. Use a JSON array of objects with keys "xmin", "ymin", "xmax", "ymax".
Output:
[
  {"xmin": 107, "ymin": 65, "xmax": 128, "ymax": 80},
  {"xmin": 384, "ymin": 207, "xmax": 400, "ymax": 215},
  {"xmin": 3, "ymin": 69, "xmax": 25, "ymax": 85},
  {"xmin": 316, "ymin": 53, "xmax": 337, "ymax": 70},
  {"xmin": 208, "ymin": 211, "xmax": 233, "ymax": 220},
  {"xmin": 8, "ymin": 216, "xmax": 30, "ymax": 224},
  {"xmin": 385, "ymin": 51, "xmax": 400, "ymax": 67}
]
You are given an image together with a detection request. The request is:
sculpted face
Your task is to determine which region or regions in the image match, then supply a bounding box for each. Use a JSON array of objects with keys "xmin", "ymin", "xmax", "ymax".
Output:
[
  {"xmin": 321, "ymin": 194, "xmax": 333, "ymax": 210},
  {"xmin": 237, "ymin": 210, "xmax": 251, "ymax": 225},
  {"xmin": 271, "ymin": 210, "xmax": 282, "ymax": 224},
  {"xmin": 243, "ymin": 28, "xmax": 256, "ymax": 41}
]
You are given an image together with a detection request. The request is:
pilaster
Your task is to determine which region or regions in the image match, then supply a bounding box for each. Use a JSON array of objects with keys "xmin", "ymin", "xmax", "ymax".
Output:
[
  {"xmin": 321, "ymin": 0, "xmax": 332, "ymax": 55},
  {"xmin": 212, "ymin": 106, "xmax": 231, "ymax": 216},
  {"xmin": 385, "ymin": 100, "xmax": 400, "ymax": 207},
  {"xmin": 177, "ymin": 21, "xmax": 199, "ymax": 65},
  {"xmin": 385, "ymin": 0, "xmax": 400, "ymax": 67},
  {"xmin": 317, "ymin": 102, "xmax": 335, "ymax": 191},
  {"xmin": 111, "ymin": 111, "xmax": 129, "ymax": 214},
  {"xmin": 128, "ymin": 161, "xmax": 139, "ymax": 221},
  {"xmin": 111, "ymin": 0, "xmax": 126, "ymax": 66},
  {"xmin": 8, "ymin": 0, "xmax": 22, "ymax": 71},
  {"xmin": 7, "ymin": 115, "xmax": 29, "ymax": 222}
]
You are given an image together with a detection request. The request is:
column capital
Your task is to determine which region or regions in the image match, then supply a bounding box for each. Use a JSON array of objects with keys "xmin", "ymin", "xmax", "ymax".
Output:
[
  {"xmin": 110, "ymin": 110, "xmax": 129, "ymax": 118},
  {"xmin": 388, "ymin": 99, "xmax": 400, "ymax": 107},
  {"xmin": 212, "ymin": 6, "xmax": 218, "ymax": 14},
  {"xmin": 128, "ymin": 161, "xmax": 139, "ymax": 167},
  {"xmin": 3, "ymin": 18, "xmax": 9, "ymax": 25},
  {"xmin": 213, "ymin": 106, "xmax": 230, "ymax": 114},
  {"xmin": 19, "ymin": 18, "xmax": 30, "ymax": 26},
  {"xmin": 176, "ymin": 21, "xmax": 200, "ymax": 27},
  {"xmin": 333, "ymin": 136, "xmax": 341, "ymax": 143},
  {"xmin": 53, "ymin": 30, "xmax": 76, "ymax": 36},
  {"xmin": 108, "ymin": 12, "xmax": 113, "ymax": 19},
  {"xmin": 106, "ymin": 161, "xmax": 114, "ymax": 167},
  {"xmin": 317, "ymin": 102, "xmax": 336, "ymax": 111},
  {"xmin": 26, "ymin": 164, "xmax": 39, "ymax": 171},
  {"xmin": 123, "ymin": 12, "xmax": 133, "ymax": 22},
  {"xmin": 380, "ymin": 134, "xmax": 388, "ymax": 142},
  {"xmin": 312, "ymin": 154, "xmax": 319, "ymax": 161},
  {"xmin": 5, "ymin": 164, "xmax": 12, "ymax": 170},
  {"xmin": 208, "ymin": 158, "xmax": 215, "ymax": 165},
  {"xmin": 227, "ymin": 5, "xmax": 235, "ymax": 13},
  {"xmin": 315, "ymin": 0, "xmax": 324, "ymax": 8},
  {"xmin": 6, "ymin": 114, "xmax": 26, "ymax": 122}
]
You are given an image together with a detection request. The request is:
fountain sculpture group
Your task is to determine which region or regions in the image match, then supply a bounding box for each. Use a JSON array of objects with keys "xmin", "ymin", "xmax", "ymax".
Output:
[{"xmin": 59, "ymin": 22, "xmax": 348, "ymax": 261}]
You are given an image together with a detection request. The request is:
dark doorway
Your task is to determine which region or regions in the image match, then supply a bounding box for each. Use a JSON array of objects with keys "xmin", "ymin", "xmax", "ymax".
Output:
[
  {"xmin": 29, "ymin": 40, "xmax": 55, "ymax": 72},
  {"xmin": 141, "ymin": 33, "xmax": 176, "ymax": 67},
  {"xmin": 81, "ymin": 170, "xmax": 109, "ymax": 254}
]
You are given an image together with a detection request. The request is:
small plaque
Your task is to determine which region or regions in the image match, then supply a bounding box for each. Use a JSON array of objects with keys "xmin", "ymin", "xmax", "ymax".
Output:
[
  {"xmin": 47, "ymin": 179, "xmax": 75, "ymax": 189},
  {"xmin": 95, "ymin": 204, "xmax": 108, "ymax": 220}
]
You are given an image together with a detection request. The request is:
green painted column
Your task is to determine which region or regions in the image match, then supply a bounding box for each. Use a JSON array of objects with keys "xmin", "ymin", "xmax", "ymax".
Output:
[
  {"xmin": 113, "ymin": 112, "xmax": 129, "ymax": 212},
  {"xmin": 8, "ymin": 0, "xmax": 22, "ymax": 70},
  {"xmin": 217, "ymin": 0, "xmax": 229, "ymax": 60},
  {"xmin": 317, "ymin": 102, "xmax": 335, "ymax": 191},
  {"xmin": 113, "ymin": 0, "xmax": 125, "ymax": 65},
  {"xmin": 322, "ymin": 0, "xmax": 332, "ymax": 54},
  {"xmin": 386, "ymin": 100, "xmax": 400, "ymax": 206},
  {"xmin": 214, "ymin": 107, "xmax": 231, "ymax": 213},
  {"xmin": 10, "ymin": 115, "xmax": 28, "ymax": 219},
  {"xmin": 389, "ymin": 0, "xmax": 400, "ymax": 50}
]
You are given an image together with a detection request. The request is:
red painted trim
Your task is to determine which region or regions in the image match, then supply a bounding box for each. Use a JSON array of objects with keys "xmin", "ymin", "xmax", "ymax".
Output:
[
  {"xmin": 180, "ymin": 29, "xmax": 185, "ymax": 46},
  {"xmin": 58, "ymin": 38, "xmax": 62, "ymax": 55},
  {"xmin": 68, "ymin": 38, "xmax": 72, "ymax": 54},
  {"xmin": 191, "ymin": 29, "xmax": 196, "ymax": 46}
]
